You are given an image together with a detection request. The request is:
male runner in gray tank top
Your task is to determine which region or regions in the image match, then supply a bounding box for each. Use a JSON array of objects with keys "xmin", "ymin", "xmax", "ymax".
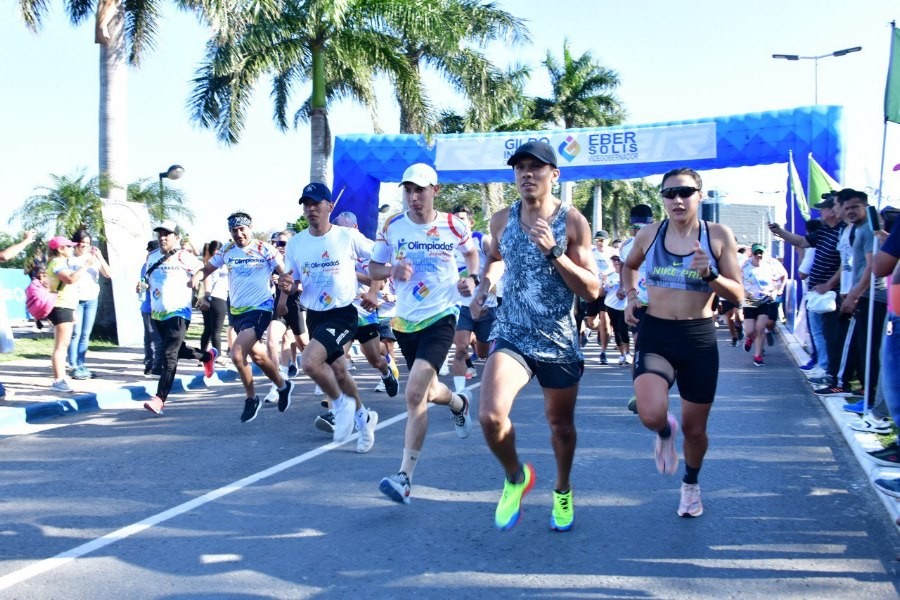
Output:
[{"xmin": 471, "ymin": 141, "xmax": 599, "ymax": 532}]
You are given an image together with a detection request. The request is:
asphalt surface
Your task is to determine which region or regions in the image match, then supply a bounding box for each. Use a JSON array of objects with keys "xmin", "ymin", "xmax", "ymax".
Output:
[{"xmin": 0, "ymin": 329, "xmax": 899, "ymax": 599}]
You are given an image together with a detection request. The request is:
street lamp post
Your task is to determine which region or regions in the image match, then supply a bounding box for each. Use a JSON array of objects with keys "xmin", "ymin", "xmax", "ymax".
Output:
[
  {"xmin": 772, "ymin": 46, "xmax": 861, "ymax": 104},
  {"xmin": 159, "ymin": 165, "xmax": 184, "ymax": 190},
  {"xmin": 158, "ymin": 164, "xmax": 184, "ymax": 198}
]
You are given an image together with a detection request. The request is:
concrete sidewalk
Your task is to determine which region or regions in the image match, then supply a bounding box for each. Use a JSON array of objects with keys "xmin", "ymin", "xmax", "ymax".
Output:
[
  {"xmin": 0, "ymin": 322, "xmax": 240, "ymax": 433},
  {"xmin": 779, "ymin": 324, "xmax": 900, "ymax": 527}
]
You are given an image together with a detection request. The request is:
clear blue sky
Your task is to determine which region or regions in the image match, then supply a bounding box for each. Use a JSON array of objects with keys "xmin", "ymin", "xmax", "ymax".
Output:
[{"xmin": 1, "ymin": 0, "xmax": 898, "ymax": 245}]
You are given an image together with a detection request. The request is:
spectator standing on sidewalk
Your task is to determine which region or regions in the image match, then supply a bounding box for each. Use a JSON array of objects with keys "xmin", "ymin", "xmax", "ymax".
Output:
[
  {"xmin": 67, "ymin": 229, "xmax": 111, "ymax": 380},
  {"xmin": 770, "ymin": 194, "xmax": 845, "ymax": 388},
  {"xmin": 0, "ymin": 231, "xmax": 37, "ymax": 400},
  {"xmin": 833, "ymin": 190, "xmax": 888, "ymax": 403},
  {"xmin": 865, "ymin": 209, "xmax": 900, "ymax": 486},
  {"xmin": 46, "ymin": 236, "xmax": 95, "ymax": 393}
]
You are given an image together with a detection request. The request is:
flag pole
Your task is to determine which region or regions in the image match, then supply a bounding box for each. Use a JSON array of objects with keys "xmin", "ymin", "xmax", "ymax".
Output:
[
  {"xmin": 880, "ymin": 20, "xmax": 898, "ymax": 210},
  {"xmin": 788, "ymin": 150, "xmax": 798, "ymax": 328},
  {"xmin": 876, "ymin": 121, "xmax": 889, "ymax": 211}
]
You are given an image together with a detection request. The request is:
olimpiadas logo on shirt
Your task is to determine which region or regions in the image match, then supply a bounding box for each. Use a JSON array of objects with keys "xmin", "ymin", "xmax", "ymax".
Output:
[
  {"xmin": 304, "ymin": 250, "xmax": 340, "ymax": 272},
  {"xmin": 318, "ymin": 291, "xmax": 334, "ymax": 307},
  {"xmin": 397, "ymin": 237, "xmax": 455, "ymax": 252},
  {"xmin": 412, "ymin": 282, "xmax": 430, "ymax": 301}
]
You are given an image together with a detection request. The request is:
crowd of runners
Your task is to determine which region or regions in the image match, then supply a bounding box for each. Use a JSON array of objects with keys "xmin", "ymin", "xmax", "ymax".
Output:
[{"xmin": 9, "ymin": 138, "xmax": 900, "ymax": 528}]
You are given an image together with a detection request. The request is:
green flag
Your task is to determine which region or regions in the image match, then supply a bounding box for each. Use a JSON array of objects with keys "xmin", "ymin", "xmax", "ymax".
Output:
[
  {"xmin": 807, "ymin": 153, "xmax": 841, "ymax": 209},
  {"xmin": 886, "ymin": 26, "xmax": 900, "ymax": 123},
  {"xmin": 788, "ymin": 151, "xmax": 810, "ymax": 221}
]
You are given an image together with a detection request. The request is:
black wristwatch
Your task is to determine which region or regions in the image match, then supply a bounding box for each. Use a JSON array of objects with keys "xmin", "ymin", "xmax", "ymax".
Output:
[
  {"xmin": 469, "ymin": 273, "xmax": 480, "ymax": 286},
  {"xmin": 546, "ymin": 245, "xmax": 564, "ymax": 260},
  {"xmin": 701, "ymin": 267, "xmax": 719, "ymax": 282}
]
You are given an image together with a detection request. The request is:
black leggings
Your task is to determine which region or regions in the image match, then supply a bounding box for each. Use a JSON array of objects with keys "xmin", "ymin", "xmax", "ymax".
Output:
[
  {"xmin": 200, "ymin": 297, "xmax": 227, "ymax": 352},
  {"xmin": 152, "ymin": 317, "xmax": 207, "ymax": 401},
  {"xmin": 607, "ymin": 307, "xmax": 630, "ymax": 347}
]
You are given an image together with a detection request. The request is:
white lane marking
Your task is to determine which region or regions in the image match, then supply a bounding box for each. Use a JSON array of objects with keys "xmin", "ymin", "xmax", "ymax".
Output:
[
  {"xmin": 0, "ymin": 411, "xmax": 407, "ymax": 590},
  {"xmin": 0, "ymin": 380, "xmax": 484, "ymax": 591}
]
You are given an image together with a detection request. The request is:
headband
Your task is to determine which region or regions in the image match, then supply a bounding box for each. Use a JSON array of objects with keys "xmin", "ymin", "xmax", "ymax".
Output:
[{"xmin": 228, "ymin": 214, "xmax": 252, "ymax": 229}]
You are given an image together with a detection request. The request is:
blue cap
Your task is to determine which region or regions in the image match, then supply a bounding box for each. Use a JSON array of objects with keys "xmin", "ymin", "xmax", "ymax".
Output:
[{"xmin": 299, "ymin": 182, "xmax": 332, "ymax": 203}]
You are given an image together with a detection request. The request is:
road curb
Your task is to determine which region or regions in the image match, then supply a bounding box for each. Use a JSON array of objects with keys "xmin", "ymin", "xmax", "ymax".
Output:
[
  {"xmin": 777, "ymin": 324, "xmax": 900, "ymax": 526},
  {"xmin": 0, "ymin": 367, "xmax": 247, "ymax": 431}
]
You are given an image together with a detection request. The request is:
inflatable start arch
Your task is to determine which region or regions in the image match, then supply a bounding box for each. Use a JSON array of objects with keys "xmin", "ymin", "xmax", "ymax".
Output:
[{"xmin": 332, "ymin": 105, "xmax": 844, "ymax": 239}]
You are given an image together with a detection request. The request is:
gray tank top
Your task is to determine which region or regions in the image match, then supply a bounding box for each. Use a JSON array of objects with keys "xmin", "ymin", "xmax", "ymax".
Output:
[
  {"xmin": 645, "ymin": 219, "xmax": 718, "ymax": 293},
  {"xmin": 491, "ymin": 201, "xmax": 581, "ymax": 362}
]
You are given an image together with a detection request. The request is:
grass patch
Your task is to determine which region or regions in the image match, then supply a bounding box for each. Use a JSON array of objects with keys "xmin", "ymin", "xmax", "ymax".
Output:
[
  {"xmin": 0, "ymin": 335, "xmax": 118, "ymax": 363},
  {"xmin": 2, "ymin": 315, "xmax": 206, "ymax": 363}
]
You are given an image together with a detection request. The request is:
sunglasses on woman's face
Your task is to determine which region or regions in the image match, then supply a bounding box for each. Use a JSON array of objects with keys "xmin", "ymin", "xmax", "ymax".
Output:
[
  {"xmin": 660, "ymin": 186, "xmax": 700, "ymax": 200},
  {"xmin": 273, "ymin": 240, "xmax": 287, "ymax": 247}
]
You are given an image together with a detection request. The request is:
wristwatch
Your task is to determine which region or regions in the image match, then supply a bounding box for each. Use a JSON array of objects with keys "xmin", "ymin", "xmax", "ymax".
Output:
[
  {"xmin": 546, "ymin": 245, "xmax": 564, "ymax": 260},
  {"xmin": 701, "ymin": 267, "xmax": 719, "ymax": 282},
  {"xmin": 469, "ymin": 273, "xmax": 481, "ymax": 286}
]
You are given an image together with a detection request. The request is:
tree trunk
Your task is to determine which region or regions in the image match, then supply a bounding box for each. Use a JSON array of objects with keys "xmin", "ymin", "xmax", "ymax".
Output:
[
  {"xmin": 98, "ymin": 3, "xmax": 127, "ymax": 204},
  {"xmin": 310, "ymin": 107, "xmax": 330, "ymax": 184},
  {"xmin": 484, "ymin": 183, "xmax": 505, "ymax": 218},
  {"xmin": 309, "ymin": 46, "xmax": 330, "ymax": 183},
  {"xmin": 94, "ymin": 1, "xmax": 128, "ymax": 342}
]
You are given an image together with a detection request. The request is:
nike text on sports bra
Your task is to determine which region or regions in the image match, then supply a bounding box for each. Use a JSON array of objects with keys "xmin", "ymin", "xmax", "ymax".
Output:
[{"xmin": 644, "ymin": 219, "xmax": 718, "ymax": 293}]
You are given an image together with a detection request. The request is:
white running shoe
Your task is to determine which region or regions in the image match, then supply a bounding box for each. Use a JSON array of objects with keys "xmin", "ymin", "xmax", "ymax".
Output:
[
  {"xmin": 451, "ymin": 391, "xmax": 473, "ymax": 439},
  {"xmin": 374, "ymin": 381, "xmax": 386, "ymax": 393},
  {"xmin": 439, "ymin": 357, "xmax": 450, "ymax": 376},
  {"xmin": 263, "ymin": 385, "xmax": 279, "ymax": 403},
  {"xmin": 848, "ymin": 416, "xmax": 893, "ymax": 434},
  {"xmin": 655, "ymin": 413, "xmax": 679, "ymax": 475},
  {"xmin": 314, "ymin": 384, "xmax": 324, "ymax": 396},
  {"xmin": 617, "ymin": 354, "xmax": 626, "ymax": 366},
  {"xmin": 625, "ymin": 352, "xmax": 634, "ymax": 365},
  {"xmin": 677, "ymin": 482, "xmax": 703, "ymax": 517},
  {"xmin": 332, "ymin": 396, "xmax": 355, "ymax": 442},
  {"xmin": 356, "ymin": 409, "xmax": 379, "ymax": 453}
]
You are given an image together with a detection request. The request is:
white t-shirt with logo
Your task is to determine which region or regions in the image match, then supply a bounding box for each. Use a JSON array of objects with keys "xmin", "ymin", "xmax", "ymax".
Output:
[
  {"xmin": 284, "ymin": 226, "xmax": 373, "ymax": 312},
  {"xmin": 618, "ymin": 237, "xmax": 648, "ymax": 305},
  {"xmin": 146, "ymin": 249, "xmax": 204, "ymax": 321},
  {"xmin": 209, "ymin": 241, "xmax": 283, "ymax": 315},
  {"xmin": 373, "ymin": 211, "xmax": 474, "ymax": 331}
]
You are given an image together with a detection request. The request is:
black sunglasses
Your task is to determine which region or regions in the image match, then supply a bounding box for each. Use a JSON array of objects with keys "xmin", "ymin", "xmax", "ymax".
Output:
[
  {"xmin": 273, "ymin": 240, "xmax": 287, "ymax": 247},
  {"xmin": 660, "ymin": 186, "xmax": 700, "ymax": 200},
  {"xmin": 753, "ymin": 251, "xmax": 764, "ymax": 256}
]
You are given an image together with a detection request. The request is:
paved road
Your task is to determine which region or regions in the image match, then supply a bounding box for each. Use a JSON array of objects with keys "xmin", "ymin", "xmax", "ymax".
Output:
[{"xmin": 1, "ymin": 330, "xmax": 898, "ymax": 598}]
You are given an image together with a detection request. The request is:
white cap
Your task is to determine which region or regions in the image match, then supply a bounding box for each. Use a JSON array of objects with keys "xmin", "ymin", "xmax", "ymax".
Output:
[
  {"xmin": 153, "ymin": 219, "xmax": 178, "ymax": 234},
  {"xmin": 400, "ymin": 163, "xmax": 438, "ymax": 187}
]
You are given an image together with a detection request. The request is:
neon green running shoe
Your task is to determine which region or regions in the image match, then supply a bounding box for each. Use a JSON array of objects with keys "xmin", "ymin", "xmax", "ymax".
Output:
[
  {"xmin": 551, "ymin": 489, "xmax": 574, "ymax": 532},
  {"xmin": 495, "ymin": 463, "xmax": 535, "ymax": 531}
]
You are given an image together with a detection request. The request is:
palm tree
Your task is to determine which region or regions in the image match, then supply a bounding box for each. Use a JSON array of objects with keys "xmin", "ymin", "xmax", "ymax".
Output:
[
  {"xmin": 12, "ymin": 171, "xmax": 105, "ymax": 237},
  {"xmin": 572, "ymin": 179, "xmax": 662, "ymax": 239},
  {"xmin": 532, "ymin": 40, "xmax": 625, "ymax": 129},
  {"xmin": 10, "ymin": 171, "xmax": 194, "ymax": 239},
  {"xmin": 127, "ymin": 178, "xmax": 195, "ymax": 224},
  {"xmin": 16, "ymin": 0, "xmax": 256, "ymax": 203},
  {"xmin": 436, "ymin": 64, "xmax": 536, "ymax": 217},
  {"xmin": 377, "ymin": 0, "xmax": 530, "ymax": 134},
  {"xmin": 190, "ymin": 0, "xmax": 412, "ymax": 183}
]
